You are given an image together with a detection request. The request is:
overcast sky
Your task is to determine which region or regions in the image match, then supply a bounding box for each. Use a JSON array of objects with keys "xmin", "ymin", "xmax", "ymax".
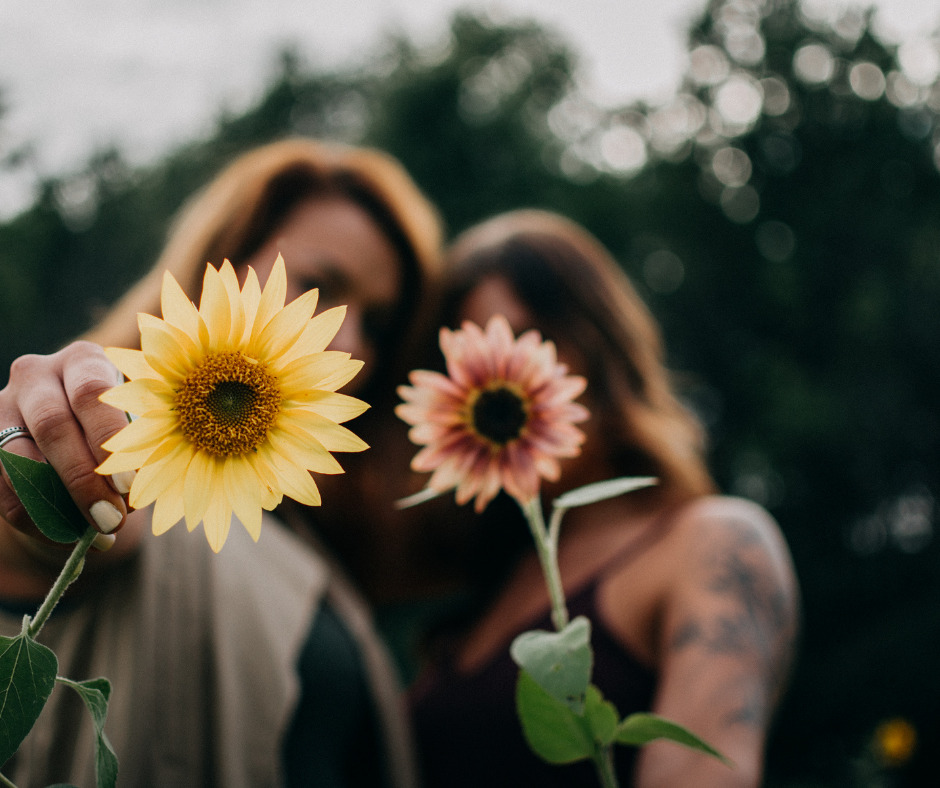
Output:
[{"xmin": 1, "ymin": 0, "xmax": 938, "ymax": 216}]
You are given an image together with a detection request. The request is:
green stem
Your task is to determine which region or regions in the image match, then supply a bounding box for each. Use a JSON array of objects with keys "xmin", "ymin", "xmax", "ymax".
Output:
[
  {"xmin": 592, "ymin": 744, "xmax": 619, "ymax": 788},
  {"xmin": 520, "ymin": 497, "xmax": 568, "ymax": 631},
  {"xmin": 26, "ymin": 526, "xmax": 98, "ymax": 639},
  {"xmin": 0, "ymin": 770, "xmax": 18, "ymax": 788}
]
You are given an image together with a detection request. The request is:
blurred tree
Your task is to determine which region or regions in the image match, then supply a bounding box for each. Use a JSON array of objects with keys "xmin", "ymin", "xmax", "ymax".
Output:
[{"xmin": 1, "ymin": 2, "xmax": 939, "ymax": 782}]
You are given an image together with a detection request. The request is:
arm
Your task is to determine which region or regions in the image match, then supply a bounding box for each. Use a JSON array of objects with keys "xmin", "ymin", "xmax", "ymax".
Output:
[
  {"xmin": 0, "ymin": 342, "xmax": 137, "ymax": 588},
  {"xmin": 634, "ymin": 497, "xmax": 799, "ymax": 787}
]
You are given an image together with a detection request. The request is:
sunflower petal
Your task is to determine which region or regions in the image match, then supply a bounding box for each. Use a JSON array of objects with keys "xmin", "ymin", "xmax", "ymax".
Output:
[
  {"xmin": 104, "ymin": 347, "xmax": 158, "ymax": 381},
  {"xmin": 160, "ymin": 270, "xmax": 201, "ymax": 337},
  {"xmin": 252, "ymin": 253, "xmax": 288, "ymax": 340}
]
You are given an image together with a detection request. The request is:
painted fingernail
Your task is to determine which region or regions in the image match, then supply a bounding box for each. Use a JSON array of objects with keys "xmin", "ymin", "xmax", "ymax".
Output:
[
  {"xmin": 111, "ymin": 470, "xmax": 136, "ymax": 495},
  {"xmin": 92, "ymin": 533, "xmax": 117, "ymax": 552},
  {"xmin": 90, "ymin": 500, "xmax": 123, "ymax": 534}
]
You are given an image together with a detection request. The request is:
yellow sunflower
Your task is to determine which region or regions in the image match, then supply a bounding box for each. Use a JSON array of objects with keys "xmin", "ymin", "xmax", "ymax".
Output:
[
  {"xmin": 96, "ymin": 255, "xmax": 369, "ymax": 552},
  {"xmin": 396, "ymin": 314, "xmax": 588, "ymax": 513}
]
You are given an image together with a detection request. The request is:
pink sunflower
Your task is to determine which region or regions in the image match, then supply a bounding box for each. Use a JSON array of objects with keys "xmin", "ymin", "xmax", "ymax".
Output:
[{"xmin": 396, "ymin": 314, "xmax": 589, "ymax": 512}]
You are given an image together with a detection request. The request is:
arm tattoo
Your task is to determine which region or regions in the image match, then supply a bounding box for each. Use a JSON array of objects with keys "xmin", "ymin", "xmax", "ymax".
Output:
[{"xmin": 668, "ymin": 518, "xmax": 797, "ymax": 728}]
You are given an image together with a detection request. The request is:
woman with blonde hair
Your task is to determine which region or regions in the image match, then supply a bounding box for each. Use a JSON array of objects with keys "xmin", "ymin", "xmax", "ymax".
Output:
[
  {"xmin": 0, "ymin": 138, "xmax": 442, "ymax": 787},
  {"xmin": 409, "ymin": 209, "xmax": 799, "ymax": 786}
]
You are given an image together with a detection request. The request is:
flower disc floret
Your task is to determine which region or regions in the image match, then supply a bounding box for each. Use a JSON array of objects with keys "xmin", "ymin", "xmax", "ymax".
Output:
[
  {"xmin": 175, "ymin": 351, "xmax": 280, "ymax": 456},
  {"xmin": 467, "ymin": 383, "xmax": 529, "ymax": 446},
  {"xmin": 96, "ymin": 255, "xmax": 370, "ymax": 552},
  {"xmin": 397, "ymin": 314, "xmax": 588, "ymax": 512}
]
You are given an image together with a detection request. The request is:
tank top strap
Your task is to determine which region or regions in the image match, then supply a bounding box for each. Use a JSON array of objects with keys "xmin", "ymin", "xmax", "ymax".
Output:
[{"xmin": 587, "ymin": 500, "xmax": 687, "ymax": 582}]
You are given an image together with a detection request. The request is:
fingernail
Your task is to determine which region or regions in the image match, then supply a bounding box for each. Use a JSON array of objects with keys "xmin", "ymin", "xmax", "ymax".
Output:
[
  {"xmin": 90, "ymin": 500, "xmax": 123, "ymax": 534},
  {"xmin": 92, "ymin": 533, "xmax": 117, "ymax": 552},
  {"xmin": 111, "ymin": 470, "xmax": 136, "ymax": 495}
]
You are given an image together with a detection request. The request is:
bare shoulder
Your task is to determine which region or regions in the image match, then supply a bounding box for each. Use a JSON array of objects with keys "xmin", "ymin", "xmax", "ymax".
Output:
[{"xmin": 665, "ymin": 495, "xmax": 797, "ymax": 590}]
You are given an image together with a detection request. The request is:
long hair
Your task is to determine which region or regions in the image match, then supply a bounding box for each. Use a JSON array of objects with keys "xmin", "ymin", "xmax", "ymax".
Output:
[
  {"xmin": 85, "ymin": 138, "xmax": 443, "ymax": 405},
  {"xmin": 442, "ymin": 209, "xmax": 715, "ymax": 504}
]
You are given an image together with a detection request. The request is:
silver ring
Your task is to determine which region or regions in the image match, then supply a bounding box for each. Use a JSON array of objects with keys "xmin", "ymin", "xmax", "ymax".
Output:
[{"xmin": 0, "ymin": 426, "xmax": 31, "ymax": 449}]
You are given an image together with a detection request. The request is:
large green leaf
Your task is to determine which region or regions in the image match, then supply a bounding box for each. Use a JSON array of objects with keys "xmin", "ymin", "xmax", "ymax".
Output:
[
  {"xmin": 510, "ymin": 616, "xmax": 592, "ymax": 713},
  {"xmin": 0, "ymin": 631, "xmax": 58, "ymax": 764},
  {"xmin": 57, "ymin": 677, "xmax": 118, "ymax": 788},
  {"xmin": 0, "ymin": 449, "xmax": 88, "ymax": 543},
  {"xmin": 616, "ymin": 712, "xmax": 732, "ymax": 766},
  {"xmin": 515, "ymin": 669, "xmax": 594, "ymax": 764}
]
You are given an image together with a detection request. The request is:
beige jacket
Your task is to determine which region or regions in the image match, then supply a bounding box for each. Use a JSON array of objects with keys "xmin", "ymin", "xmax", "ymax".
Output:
[{"xmin": 0, "ymin": 517, "xmax": 416, "ymax": 788}]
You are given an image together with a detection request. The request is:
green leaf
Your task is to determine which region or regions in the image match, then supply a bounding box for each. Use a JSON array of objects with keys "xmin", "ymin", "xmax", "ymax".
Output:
[
  {"xmin": 57, "ymin": 677, "xmax": 118, "ymax": 788},
  {"xmin": 0, "ymin": 630, "xmax": 58, "ymax": 764},
  {"xmin": 553, "ymin": 477, "xmax": 658, "ymax": 511},
  {"xmin": 510, "ymin": 616, "xmax": 592, "ymax": 713},
  {"xmin": 0, "ymin": 449, "xmax": 88, "ymax": 543},
  {"xmin": 616, "ymin": 712, "xmax": 732, "ymax": 766},
  {"xmin": 583, "ymin": 685, "xmax": 620, "ymax": 746},
  {"xmin": 515, "ymin": 669, "xmax": 594, "ymax": 764}
]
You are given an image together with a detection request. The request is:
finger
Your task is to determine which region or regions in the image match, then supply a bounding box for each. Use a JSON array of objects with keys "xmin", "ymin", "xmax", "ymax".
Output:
[
  {"xmin": 16, "ymin": 348, "xmax": 128, "ymax": 535},
  {"xmin": 61, "ymin": 342, "xmax": 137, "ymax": 494}
]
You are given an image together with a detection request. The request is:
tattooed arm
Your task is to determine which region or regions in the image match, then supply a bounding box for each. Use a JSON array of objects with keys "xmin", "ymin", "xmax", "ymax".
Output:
[{"xmin": 634, "ymin": 496, "xmax": 799, "ymax": 787}]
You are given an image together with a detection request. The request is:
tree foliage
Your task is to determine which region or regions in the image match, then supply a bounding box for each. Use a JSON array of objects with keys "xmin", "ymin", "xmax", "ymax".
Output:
[{"xmin": 1, "ymin": 0, "xmax": 939, "ymax": 781}]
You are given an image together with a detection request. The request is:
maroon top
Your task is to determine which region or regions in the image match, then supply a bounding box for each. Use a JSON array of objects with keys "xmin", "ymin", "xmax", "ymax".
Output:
[{"xmin": 409, "ymin": 526, "xmax": 667, "ymax": 787}]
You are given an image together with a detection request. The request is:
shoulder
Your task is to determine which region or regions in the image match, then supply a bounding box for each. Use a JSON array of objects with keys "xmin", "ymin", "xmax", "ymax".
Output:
[{"xmin": 666, "ymin": 495, "xmax": 797, "ymax": 592}]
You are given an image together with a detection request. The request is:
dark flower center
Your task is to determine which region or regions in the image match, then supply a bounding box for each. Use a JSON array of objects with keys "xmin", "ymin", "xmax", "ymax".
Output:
[
  {"xmin": 471, "ymin": 385, "xmax": 528, "ymax": 445},
  {"xmin": 175, "ymin": 351, "xmax": 281, "ymax": 456}
]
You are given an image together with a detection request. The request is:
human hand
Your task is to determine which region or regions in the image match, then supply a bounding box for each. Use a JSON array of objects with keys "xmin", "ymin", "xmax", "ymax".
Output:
[{"xmin": 0, "ymin": 341, "xmax": 134, "ymax": 551}]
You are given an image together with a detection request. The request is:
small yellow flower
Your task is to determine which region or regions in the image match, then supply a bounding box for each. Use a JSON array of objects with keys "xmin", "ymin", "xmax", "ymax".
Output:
[
  {"xmin": 873, "ymin": 717, "xmax": 917, "ymax": 767},
  {"xmin": 96, "ymin": 255, "xmax": 369, "ymax": 552},
  {"xmin": 396, "ymin": 314, "xmax": 588, "ymax": 512}
]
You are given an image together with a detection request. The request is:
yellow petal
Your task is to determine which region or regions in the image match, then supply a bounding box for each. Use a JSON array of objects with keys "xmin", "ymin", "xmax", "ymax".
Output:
[
  {"xmin": 266, "ymin": 451, "xmax": 322, "ymax": 506},
  {"xmin": 252, "ymin": 253, "xmax": 287, "ymax": 341},
  {"xmin": 244, "ymin": 449, "xmax": 283, "ymax": 509},
  {"xmin": 198, "ymin": 264, "xmax": 232, "ymax": 352},
  {"xmin": 281, "ymin": 305, "xmax": 345, "ymax": 361},
  {"xmin": 160, "ymin": 270, "xmax": 200, "ymax": 338},
  {"xmin": 103, "ymin": 347, "xmax": 157, "ymax": 381},
  {"xmin": 100, "ymin": 379, "xmax": 173, "ymax": 417},
  {"xmin": 151, "ymin": 477, "xmax": 185, "ymax": 535},
  {"xmin": 283, "ymin": 391, "xmax": 369, "ymax": 423},
  {"xmin": 129, "ymin": 439, "xmax": 193, "ymax": 509},
  {"xmin": 310, "ymin": 358, "xmax": 364, "ymax": 393},
  {"xmin": 96, "ymin": 444, "xmax": 160, "ymax": 475},
  {"xmin": 201, "ymin": 485, "xmax": 232, "ymax": 553},
  {"xmin": 251, "ymin": 288, "xmax": 319, "ymax": 363},
  {"xmin": 183, "ymin": 450, "xmax": 215, "ymax": 530},
  {"xmin": 278, "ymin": 352, "xmax": 356, "ymax": 392},
  {"xmin": 241, "ymin": 266, "xmax": 262, "ymax": 336},
  {"xmin": 267, "ymin": 421, "xmax": 345, "ymax": 475},
  {"xmin": 219, "ymin": 260, "xmax": 246, "ymax": 347},
  {"xmin": 223, "ymin": 458, "xmax": 263, "ymax": 541},
  {"xmin": 100, "ymin": 411, "xmax": 179, "ymax": 453},
  {"xmin": 294, "ymin": 413, "xmax": 368, "ymax": 453},
  {"xmin": 139, "ymin": 314, "xmax": 200, "ymax": 380}
]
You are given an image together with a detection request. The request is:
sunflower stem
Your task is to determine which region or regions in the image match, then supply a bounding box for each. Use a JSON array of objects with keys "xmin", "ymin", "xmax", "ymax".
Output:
[
  {"xmin": 521, "ymin": 496, "xmax": 568, "ymax": 631},
  {"xmin": 0, "ymin": 770, "xmax": 19, "ymax": 788},
  {"xmin": 593, "ymin": 744, "xmax": 620, "ymax": 788},
  {"xmin": 27, "ymin": 525, "xmax": 98, "ymax": 639}
]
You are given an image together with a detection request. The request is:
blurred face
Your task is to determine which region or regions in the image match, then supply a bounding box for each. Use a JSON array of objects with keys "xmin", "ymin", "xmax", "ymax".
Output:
[{"xmin": 245, "ymin": 196, "xmax": 402, "ymax": 393}]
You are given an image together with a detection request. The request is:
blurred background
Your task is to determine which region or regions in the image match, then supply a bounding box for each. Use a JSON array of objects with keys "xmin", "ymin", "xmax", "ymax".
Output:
[{"xmin": 2, "ymin": 0, "xmax": 939, "ymax": 784}]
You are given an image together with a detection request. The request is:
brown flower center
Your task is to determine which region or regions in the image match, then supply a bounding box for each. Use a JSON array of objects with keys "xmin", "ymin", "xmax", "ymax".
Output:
[
  {"xmin": 469, "ymin": 383, "xmax": 529, "ymax": 446},
  {"xmin": 175, "ymin": 351, "xmax": 281, "ymax": 456}
]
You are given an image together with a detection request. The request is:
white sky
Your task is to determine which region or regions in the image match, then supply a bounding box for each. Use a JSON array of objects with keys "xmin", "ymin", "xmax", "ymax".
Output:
[{"xmin": 0, "ymin": 0, "xmax": 938, "ymax": 216}]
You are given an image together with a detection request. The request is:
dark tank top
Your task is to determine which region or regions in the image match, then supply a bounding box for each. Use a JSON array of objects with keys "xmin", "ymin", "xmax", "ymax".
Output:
[{"xmin": 409, "ymin": 524, "xmax": 668, "ymax": 787}]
